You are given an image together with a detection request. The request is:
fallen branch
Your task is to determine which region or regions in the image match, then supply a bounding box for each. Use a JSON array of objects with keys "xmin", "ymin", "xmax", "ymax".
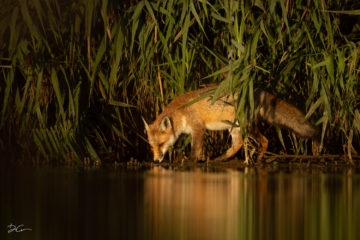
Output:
[{"xmin": 264, "ymin": 154, "xmax": 360, "ymax": 163}]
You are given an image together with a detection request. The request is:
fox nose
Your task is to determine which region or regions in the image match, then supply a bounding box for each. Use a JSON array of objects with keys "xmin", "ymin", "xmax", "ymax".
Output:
[{"xmin": 154, "ymin": 153, "xmax": 164, "ymax": 163}]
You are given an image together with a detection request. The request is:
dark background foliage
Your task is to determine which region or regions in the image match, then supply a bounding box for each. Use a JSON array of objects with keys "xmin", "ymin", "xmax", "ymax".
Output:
[{"xmin": 1, "ymin": 0, "xmax": 359, "ymax": 165}]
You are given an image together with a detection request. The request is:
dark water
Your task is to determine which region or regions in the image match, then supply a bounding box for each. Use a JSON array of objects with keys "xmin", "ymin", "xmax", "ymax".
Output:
[{"xmin": 1, "ymin": 165, "xmax": 359, "ymax": 240}]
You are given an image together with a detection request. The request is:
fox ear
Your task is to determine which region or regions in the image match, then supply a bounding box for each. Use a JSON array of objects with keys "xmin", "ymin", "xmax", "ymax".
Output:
[
  {"xmin": 141, "ymin": 116, "xmax": 149, "ymax": 132},
  {"xmin": 160, "ymin": 116, "xmax": 172, "ymax": 132}
]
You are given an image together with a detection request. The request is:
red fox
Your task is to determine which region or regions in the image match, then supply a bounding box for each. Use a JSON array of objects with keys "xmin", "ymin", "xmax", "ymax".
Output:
[{"xmin": 142, "ymin": 85, "xmax": 319, "ymax": 163}]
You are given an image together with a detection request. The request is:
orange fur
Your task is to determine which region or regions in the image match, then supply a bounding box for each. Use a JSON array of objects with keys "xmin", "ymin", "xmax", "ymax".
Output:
[{"xmin": 143, "ymin": 86, "xmax": 318, "ymax": 163}]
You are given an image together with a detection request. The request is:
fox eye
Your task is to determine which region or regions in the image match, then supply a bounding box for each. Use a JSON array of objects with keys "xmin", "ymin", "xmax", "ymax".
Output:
[{"xmin": 158, "ymin": 143, "xmax": 164, "ymax": 148}]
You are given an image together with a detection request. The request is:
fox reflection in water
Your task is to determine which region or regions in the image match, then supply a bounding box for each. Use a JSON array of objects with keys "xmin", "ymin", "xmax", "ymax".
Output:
[
  {"xmin": 1, "ymin": 166, "xmax": 359, "ymax": 240},
  {"xmin": 141, "ymin": 166, "xmax": 359, "ymax": 240},
  {"xmin": 143, "ymin": 167, "xmax": 241, "ymax": 240}
]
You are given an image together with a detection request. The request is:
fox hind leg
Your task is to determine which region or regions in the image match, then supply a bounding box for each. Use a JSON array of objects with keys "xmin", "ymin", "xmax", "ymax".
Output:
[
  {"xmin": 254, "ymin": 134, "xmax": 268, "ymax": 160},
  {"xmin": 251, "ymin": 119, "xmax": 269, "ymax": 161},
  {"xmin": 214, "ymin": 127, "xmax": 243, "ymax": 162}
]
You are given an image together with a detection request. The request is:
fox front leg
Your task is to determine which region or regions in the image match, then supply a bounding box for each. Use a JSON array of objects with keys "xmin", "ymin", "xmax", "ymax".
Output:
[{"xmin": 190, "ymin": 128, "xmax": 205, "ymax": 162}]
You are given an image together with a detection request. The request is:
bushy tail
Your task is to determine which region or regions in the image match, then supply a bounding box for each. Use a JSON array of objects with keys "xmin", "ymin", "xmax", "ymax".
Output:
[{"xmin": 255, "ymin": 89, "xmax": 319, "ymax": 139}]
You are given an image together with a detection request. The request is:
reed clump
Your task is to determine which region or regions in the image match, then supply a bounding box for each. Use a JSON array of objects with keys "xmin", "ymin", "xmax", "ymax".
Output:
[{"xmin": 0, "ymin": 0, "xmax": 359, "ymax": 165}]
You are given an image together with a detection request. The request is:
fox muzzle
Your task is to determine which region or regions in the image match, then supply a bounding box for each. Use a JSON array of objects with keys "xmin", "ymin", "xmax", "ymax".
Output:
[{"xmin": 154, "ymin": 153, "xmax": 164, "ymax": 163}]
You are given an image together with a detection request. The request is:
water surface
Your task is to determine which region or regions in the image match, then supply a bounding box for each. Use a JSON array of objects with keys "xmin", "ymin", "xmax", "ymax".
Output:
[{"xmin": 1, "ymin": 165, "xmax": 359, "ymax": 240}]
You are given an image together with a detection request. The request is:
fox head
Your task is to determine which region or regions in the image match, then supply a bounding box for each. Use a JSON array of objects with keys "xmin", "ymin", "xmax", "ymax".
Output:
[{"xmin": 142, "ymin": 116, "xmax": 177, "ymax": 162}]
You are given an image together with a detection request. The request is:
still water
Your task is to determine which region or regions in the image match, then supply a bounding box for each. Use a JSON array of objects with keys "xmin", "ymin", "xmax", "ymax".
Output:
[{"xmin": 1, "ymin": 165, "xmax": 359, "ymax": 240}]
